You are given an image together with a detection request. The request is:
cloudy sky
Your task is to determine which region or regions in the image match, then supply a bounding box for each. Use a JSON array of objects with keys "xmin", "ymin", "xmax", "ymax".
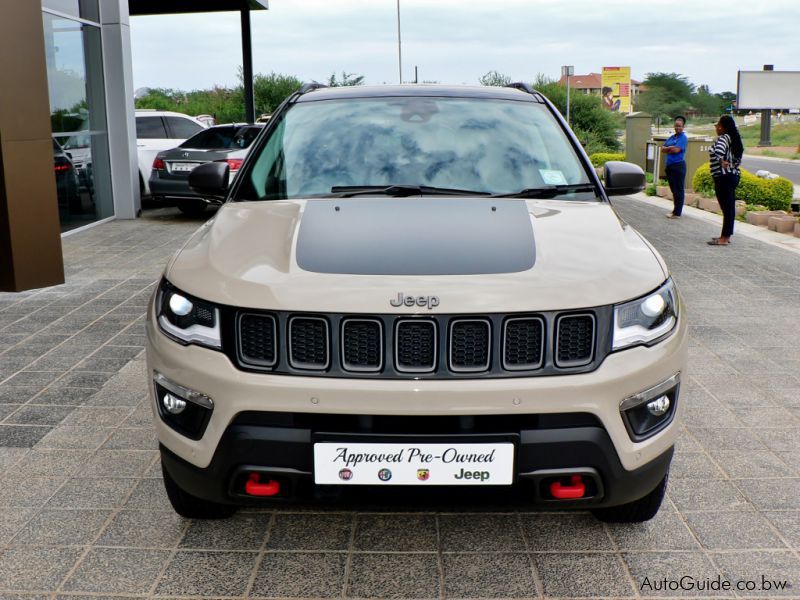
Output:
[{"xmin": 130, "ymin": 0, "xmax": 798, "ymax": 95}]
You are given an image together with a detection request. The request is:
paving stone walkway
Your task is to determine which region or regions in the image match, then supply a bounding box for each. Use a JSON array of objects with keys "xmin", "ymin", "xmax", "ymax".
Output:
[{"xmin": 0, "ymin": 197, "xmax": 798, "ymax": 599}]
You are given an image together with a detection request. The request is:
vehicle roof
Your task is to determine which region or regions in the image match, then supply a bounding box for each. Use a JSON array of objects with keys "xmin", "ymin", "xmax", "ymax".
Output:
[
  {"xmin": 134, "ymin": 110, "xmax": 202, "ymax": 119},
  {"xmin": 295, "ymin": 84, "xmax": 542, "ymax": 103}
]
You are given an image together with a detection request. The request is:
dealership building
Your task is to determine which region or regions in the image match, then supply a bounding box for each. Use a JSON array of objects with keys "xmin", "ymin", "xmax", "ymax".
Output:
[{"xmin": 0, "ymin": 0, "xmax": 266, "ymax": 292}]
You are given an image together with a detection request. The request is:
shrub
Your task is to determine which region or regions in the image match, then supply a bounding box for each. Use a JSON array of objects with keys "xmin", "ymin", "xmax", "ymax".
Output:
[
  {"xmin": 589, "ymin": 152, "xmax": 625, "ymax": 167},
  {"xmin": 691, "ymin": 164, "xmax": 793, "ymax": 211},
  {"xmin": 645, "ymin": 184, "xmax": 657, "ymax": 196}
]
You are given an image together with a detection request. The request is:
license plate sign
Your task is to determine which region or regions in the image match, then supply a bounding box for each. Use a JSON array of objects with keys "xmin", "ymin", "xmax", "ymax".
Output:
[
  {"xmin": 313, "ymin": 442, "xmax": 513, "ymax": 485},
  {"xmin": 170, "ymin": 162, "xmax": 196, "ymax": 173}
]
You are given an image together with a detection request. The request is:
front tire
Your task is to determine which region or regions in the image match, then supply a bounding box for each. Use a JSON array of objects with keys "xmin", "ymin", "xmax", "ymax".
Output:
[
  {"xmin": 161, "ymin": 463, "xmax": 237, "ymax": 519},
  {"xmin": 591, "ymin": 473, "xmax": 668, "ymax": 523}
]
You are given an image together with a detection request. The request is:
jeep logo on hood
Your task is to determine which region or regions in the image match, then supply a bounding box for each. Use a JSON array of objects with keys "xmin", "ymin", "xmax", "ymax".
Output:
[{"xmin": 390, "ymin": 293, "xmax": 440, "ymax": 310}]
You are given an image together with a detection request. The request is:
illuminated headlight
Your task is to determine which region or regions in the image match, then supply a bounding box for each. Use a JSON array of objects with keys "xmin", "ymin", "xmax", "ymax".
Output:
[
  {"xmin": 156, "ymin": 281, "xmax": 222, "ymax": 349},
  {"xmin": 612, "ymin": 278, "xmax": 678, "ymax": 351}
]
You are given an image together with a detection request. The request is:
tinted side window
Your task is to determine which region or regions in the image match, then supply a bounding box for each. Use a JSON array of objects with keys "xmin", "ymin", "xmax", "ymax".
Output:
[
  {"xmin": 136, "ymin": 116, "xmax": 167, "ymax": 139},
  {"xmin": 166, "ymin": 117, "xmax": 204, "ymax": 139}
]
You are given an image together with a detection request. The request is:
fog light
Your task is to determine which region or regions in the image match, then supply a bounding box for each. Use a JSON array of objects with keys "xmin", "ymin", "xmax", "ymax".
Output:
[
  {"xmin": 153, "ymin": 372, "xmax": 213, "ymax": 440},
  {"xmin": 162, "ymin": 393, "xmax": 186, "ymax": 414},
  {"xmin": 647, "ymin": 395, "xmax": 670, "ymax": 416},
  {"xmin": 620, "ymin": 373, "xmax": 680, "ymax": 441}
]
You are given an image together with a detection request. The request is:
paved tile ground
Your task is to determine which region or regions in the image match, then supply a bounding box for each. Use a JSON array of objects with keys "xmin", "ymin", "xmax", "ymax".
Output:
[{"xmin": 1, "ymin": 197, "xmax": 799, "ymax": 599}]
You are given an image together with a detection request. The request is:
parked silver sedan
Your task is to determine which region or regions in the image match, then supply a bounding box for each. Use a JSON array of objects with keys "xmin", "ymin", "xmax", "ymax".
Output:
[{"xmin": 149, "ymin": 123, "xmax": 263, "ymax": 215}]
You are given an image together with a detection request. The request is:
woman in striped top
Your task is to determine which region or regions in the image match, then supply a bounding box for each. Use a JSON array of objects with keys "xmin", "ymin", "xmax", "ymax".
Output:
[{"xmin": 707, "ymin": 115, "xmax": 744, "ymax": 245}]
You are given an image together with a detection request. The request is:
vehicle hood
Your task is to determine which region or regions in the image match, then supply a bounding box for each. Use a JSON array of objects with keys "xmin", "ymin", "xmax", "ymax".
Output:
[{"xmin": 166, "ymin": 198, "xmax": 667, "ymax": 313}]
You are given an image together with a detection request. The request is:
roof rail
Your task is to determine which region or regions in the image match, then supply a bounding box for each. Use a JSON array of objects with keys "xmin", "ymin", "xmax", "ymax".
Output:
[
  {"xmin": 505, "ymin": 82, "xmax": 546, "ymax": 103},
  {"xmin": 506, "ymin": 82, "xmax": 534, "ymax": 94},
  {"xmin": 298, "ymin": 82, "xmax": 329, "ymax": 95}
]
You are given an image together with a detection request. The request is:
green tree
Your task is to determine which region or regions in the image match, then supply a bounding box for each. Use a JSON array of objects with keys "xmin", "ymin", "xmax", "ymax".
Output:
[
  {"xmin": 328, "ymin": 72, "xmax": 365, "ymax": 87},
  {"xmin": 252, "ymin": 71, "xmax": 303, "ymax": 115},
  {"xmin": 691, "ymin": 84, "xmax": 723, "ymax": 117},
  {"xmin": 536, "ymin": 75, "xmax": 622, "ymax": 154},
  {"xmin": 638, "ymin": 72, "xmax": 695, "ymax": 121},
  {"xmin": 478, "ymin": 70, "xmax": 512, "ymax": 87}
]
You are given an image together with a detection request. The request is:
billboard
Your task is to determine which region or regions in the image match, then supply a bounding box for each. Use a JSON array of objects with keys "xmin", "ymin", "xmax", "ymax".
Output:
[
  {"xmin": 601, "ymin": 67, "xmax": 631, "ymax": 113},
  {"xmin": 737, "ymin": 71, "xmax": 800, "ymax": 109}
]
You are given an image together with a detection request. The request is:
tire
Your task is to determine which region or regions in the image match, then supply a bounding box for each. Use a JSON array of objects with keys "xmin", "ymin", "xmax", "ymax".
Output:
[
  {"xmin": 591, "ymin": 473, "xmax": 668, "ymax": 523},
  {"xmin": 161, "ymin": 463, "xmax": 237, "ymax": 519},
  {"xmin": 177, "ymin": 200, "xmax": 208, "ymax": 216}
]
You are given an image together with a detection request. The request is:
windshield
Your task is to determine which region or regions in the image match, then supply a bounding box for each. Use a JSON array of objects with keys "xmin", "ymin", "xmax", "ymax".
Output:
[
  {"xmin": 236, "ymin": 96, "xmax": 592, "ymax": 200},
  {"xmin": 181, "ymin": 126, "xmax": 261, "ymax": 150}
]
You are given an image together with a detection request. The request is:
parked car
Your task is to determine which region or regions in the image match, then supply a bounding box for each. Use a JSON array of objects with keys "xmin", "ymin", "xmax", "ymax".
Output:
[
  {"xmin": 146, "ymin": 83, "xmax": 687, "ymax": 521},
  {"xmin": 149, "ymin": 123, "xmax": 264, "ymax": 215},
  {"xmin": 52, "ymin": 138, "xmax": 80, "ymax": 216},
  {"xmin": 135, "ymin": 110, "xmax": 206, "ymax": 198}
]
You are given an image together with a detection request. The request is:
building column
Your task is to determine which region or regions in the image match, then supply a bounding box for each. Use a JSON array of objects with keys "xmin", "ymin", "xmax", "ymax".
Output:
[
  {"xmin": 100, "ymin": 0, "xmax": 139, "ymax": 219},
  {"xmin": 0, "ymin": 1, "xmax": 65, "ymax": 291}
]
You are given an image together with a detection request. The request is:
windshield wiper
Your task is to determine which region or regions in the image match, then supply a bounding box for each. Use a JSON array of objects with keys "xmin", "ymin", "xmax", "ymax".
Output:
[
  {"xmin": 330, "ymin": 184, "xmax": 491, "ymax": 198},
  {"xmin": 491, "ymin": 183, "xmax": 598, "ymax": 199}
]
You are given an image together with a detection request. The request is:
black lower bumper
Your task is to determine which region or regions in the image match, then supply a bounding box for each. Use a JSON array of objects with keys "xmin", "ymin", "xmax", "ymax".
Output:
[{"xmin": 160, "ymin": 416, "xmax": 674, "ymax": 509}]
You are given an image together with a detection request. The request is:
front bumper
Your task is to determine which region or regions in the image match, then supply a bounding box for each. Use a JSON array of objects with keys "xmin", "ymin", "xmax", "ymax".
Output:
[{"xmin": 146, "ymin": 296, "xmax": 687, "ymax": 505}]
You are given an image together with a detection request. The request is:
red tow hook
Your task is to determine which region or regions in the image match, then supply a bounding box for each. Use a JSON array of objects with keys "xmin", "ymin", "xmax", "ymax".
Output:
[
  {"xmin": 244, "ymin": 473, "xmax": 281, "ymax": 497},
  {"xmin": 550, "ymin": 475, "xmax": 586, "ymax": 499}
]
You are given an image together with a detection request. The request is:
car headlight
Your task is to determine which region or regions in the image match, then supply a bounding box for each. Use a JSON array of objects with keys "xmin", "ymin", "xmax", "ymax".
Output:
[
  {"xmin": 612, "ymin": 278, "xmax": 678, "ymax": 351},
  {"xmin": 156, "ymin": 281, "xmax": 222, "ymax": 349}
]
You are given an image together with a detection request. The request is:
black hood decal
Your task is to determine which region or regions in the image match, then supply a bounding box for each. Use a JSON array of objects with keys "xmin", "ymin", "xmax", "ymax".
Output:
[{"xmin": 296, "ymin": 198, "xmax": 535, "ymax": 275}]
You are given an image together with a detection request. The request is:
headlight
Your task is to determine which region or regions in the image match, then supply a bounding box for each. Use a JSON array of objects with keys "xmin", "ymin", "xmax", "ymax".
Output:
[
  {"xmin": 156, "ymin": 281, "xmax": 222, "ymax": 349},
  {"xmin": 612, "ymin": 278, "xmax": 678, "ymax": 351}
]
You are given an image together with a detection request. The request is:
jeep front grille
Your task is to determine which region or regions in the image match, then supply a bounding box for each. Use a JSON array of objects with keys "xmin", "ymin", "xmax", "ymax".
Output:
[
  {"xmin": 288, "ymin": 316, "xmax": 329, "ymax": 370},
  {"xmin": 395, "ymin": 319, "xmax": 437, "ymax": 373},
  {"xmin": 555, "ymin": 313, "xmax": 595, "ymax": 367},
  {"xmin": 341, "ymin": 318, "xmax": 383, "ymax": 372},
  {"xmin": 449, "ymin": 319, "xmax": 491, "ymax": 372},
  {"xmin": 503, "ymin": 317, "xmax": 544, "ymax": 370},
  {"xmin": 238, "ymin": 313, "xmax": 277, "ymax": 367},
  {"xmin": 226, "ymin": 308, "xmax": 609, "ymax": 379}
]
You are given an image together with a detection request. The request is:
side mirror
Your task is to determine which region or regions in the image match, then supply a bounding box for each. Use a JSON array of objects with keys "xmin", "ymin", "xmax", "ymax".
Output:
[
  {"xmin": 188, "ymin": 161, "xmax": 229, "ymax": 200},
  {"xmin": 603, "ymin": 161, "xmax": 646, "ymax": 196}
]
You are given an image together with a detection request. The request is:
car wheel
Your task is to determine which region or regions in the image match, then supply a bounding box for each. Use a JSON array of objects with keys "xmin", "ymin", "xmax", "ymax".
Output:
[
  {"xmin": 161, "ymin": 463, "xmax": 237, "ymax": 519},
  {"xmin": 176, "ymin": 200, "xmax": 208, "ymax": 216},
  {"xmin": 591, "ymin": 473, "xmax": 668, "ymax": 523}
]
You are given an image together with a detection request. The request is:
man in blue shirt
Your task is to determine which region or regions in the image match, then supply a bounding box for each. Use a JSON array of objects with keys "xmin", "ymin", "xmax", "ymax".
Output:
[{"xmin": 663, "ymin": 116, "xmax": 688, "ymax": 218}]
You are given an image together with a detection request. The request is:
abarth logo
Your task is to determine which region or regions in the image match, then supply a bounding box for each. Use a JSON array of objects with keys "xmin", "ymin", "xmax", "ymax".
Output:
[
  {"xmin": 338, "ymin": 468, "xmax": 353, "ymax": 481},
  {"xmin": 182, "ymin": 152, "xmax": 189, "ymax": 158},
  {"xmin": 377, "ymin": 468, "xmax": 392, "ymax": 481},
  {"xmin": 417, "ymin": 469, "xmax": 430, "ymax": 481},
  {"xmin": 390, "ymin": 293, "xmax": 440, "ymax": 310}
]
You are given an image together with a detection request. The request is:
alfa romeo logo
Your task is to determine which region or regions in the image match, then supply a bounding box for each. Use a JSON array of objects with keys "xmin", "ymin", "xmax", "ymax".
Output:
[{"xmin": 377, "ymin": 468, "xmax": 392, "ymax": 482}]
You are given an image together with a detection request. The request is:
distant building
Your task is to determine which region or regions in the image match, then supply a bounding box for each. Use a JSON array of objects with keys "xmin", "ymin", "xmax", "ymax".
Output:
[{"xmin": 557, "ymin": 72, "xmax": 643, "ymax": 104}]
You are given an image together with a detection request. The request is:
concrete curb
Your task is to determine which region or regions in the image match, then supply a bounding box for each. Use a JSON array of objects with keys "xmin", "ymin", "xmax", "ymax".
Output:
[{"xmin": 626, "ymin": 192, "xmax": 800, "ymax": 256}]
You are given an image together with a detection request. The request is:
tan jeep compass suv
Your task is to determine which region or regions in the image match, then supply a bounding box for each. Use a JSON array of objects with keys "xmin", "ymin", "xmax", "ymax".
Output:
[{"xmin": 146, "ymin": 83, "xmax": 687, "ymax": 521}]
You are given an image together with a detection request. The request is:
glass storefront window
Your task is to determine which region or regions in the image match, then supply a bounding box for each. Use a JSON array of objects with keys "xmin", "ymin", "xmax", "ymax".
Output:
[
  {"xmin": 41, "ymin": 0, "xmax": 99, "ymax": 23},
  {"xmin": 43, "ymin": 10, "xmax": 112, "ymax": 232}
]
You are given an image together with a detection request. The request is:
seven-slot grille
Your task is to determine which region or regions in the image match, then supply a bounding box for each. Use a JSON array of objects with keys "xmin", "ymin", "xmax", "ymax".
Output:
[
  {"xmin": 503, "ymin": 317, "xmax": 544, "ymax": 370},
  {"xmin": 232, "ymin": 310, "xmax": 601, "ymax": 377},
  {"xmin": 395, "ymin": 320, "xmax": 437, "ymax": 373},
  {"xmin": 555, "ymin": 313, "xmax": 595, "ymax": 367},
  {"xmin": 288, "ymin": 316, "xmax": 329, "ymax": 369},
  {"xmin": 341, "ymin": 319, "xmax": 383, "ymax": 372},
  {"xmin": 449, "ymin": 319, "xmax": 491, "ymax": 372},
  {"xmin": 238, "ymin": 313, "xmax": 277, "ymax": 367}
]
